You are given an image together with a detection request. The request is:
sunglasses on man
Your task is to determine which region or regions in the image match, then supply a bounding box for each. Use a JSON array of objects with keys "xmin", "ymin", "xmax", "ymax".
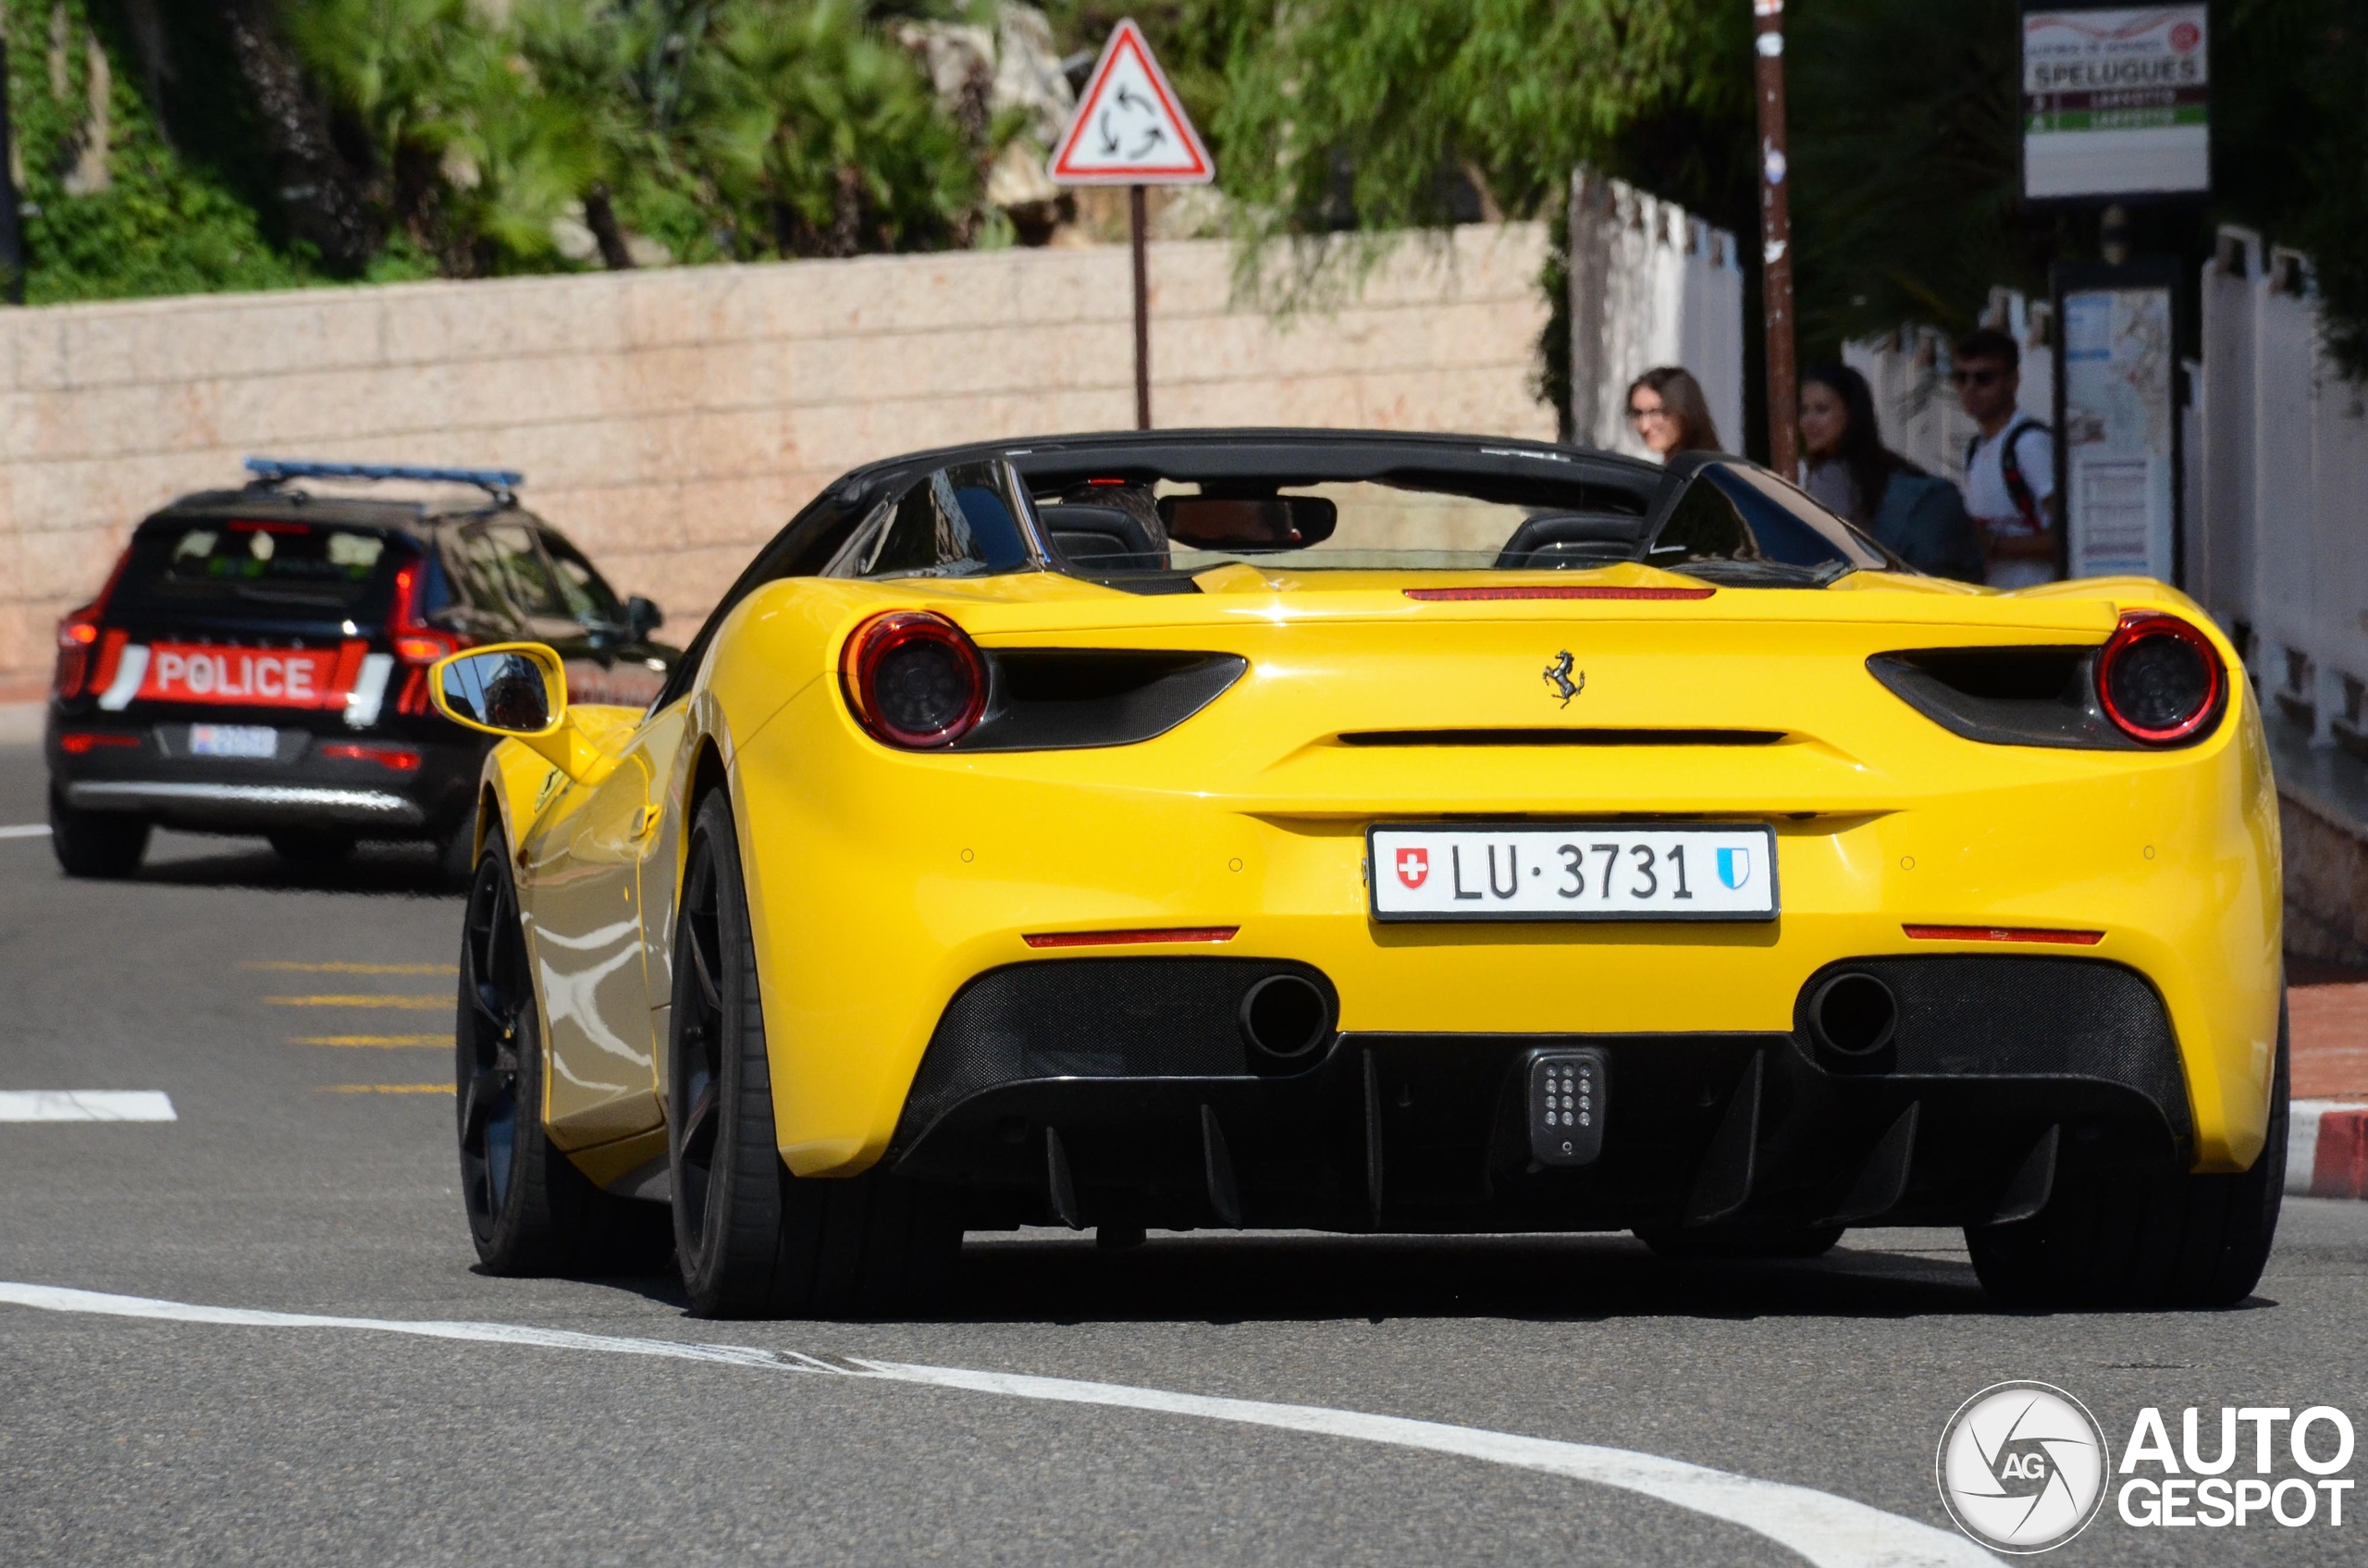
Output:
[{"xmin": 1951, "ymin": 366, "xmax": 2006, "ymax": 389}]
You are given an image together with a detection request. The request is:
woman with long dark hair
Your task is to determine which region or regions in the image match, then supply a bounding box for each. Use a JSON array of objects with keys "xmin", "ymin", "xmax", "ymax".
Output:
[
  {"xmin": 1798, "ymin": 364, "xmax": 1983, "ymax": 582},
  {"xmin": 1625, "ymin": 366, "xmax": 1722, "ymax": 460}
]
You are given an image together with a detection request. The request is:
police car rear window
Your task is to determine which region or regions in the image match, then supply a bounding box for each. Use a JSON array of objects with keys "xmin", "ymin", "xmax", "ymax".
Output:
[{"xmin": 113, "ymin": 521, "xmax": 399, "ymax": 620}]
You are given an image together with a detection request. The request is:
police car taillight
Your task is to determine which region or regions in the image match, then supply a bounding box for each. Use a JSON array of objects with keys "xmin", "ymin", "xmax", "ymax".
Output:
[
  {"xmin": 841, "ymin": 611, "xmax": 986, "ymax": 749},
  {"xmin": 52, "ymin": 546, "xmax": 132, "ymax": 699},
  {"xmin": 388, "ymin": 560, "xmax": 468, "ymax": 715}
]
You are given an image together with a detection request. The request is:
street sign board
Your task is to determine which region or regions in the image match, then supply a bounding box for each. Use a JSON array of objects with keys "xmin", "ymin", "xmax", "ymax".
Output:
[
  {"xmin": 1047, "ymin": 19, "xmax": 1213, "ymax": 186},
  {"xmin": 2023, "ymin": 6, "xmax": 2209, "ymax": 201},
  {"xmin": 2053, "ymin": 260, "xmax": 2183, "ymax": 584}
]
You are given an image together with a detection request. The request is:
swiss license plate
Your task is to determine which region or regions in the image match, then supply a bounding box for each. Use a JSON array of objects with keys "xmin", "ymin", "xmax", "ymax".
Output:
[
  {"xmin": 1368, "ymin": 822, "xmax": 1778, "ymax": 922},
  {"xmin": 189, "ymin": 723, "xmax": 279, "ymax": 759}
]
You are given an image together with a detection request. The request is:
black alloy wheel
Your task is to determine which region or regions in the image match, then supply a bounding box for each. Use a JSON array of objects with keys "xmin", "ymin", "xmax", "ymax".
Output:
[
  {"xmin": 456, "ymin": 831, "xmax": 672, "ymax": 1276},
  {"xmin": 458, "ymin": 847, "xmax": 530, "ymax": 1252},
  {"xmin": 669, "ymin": 791, "xmax": 960, "ymax": 1319}
]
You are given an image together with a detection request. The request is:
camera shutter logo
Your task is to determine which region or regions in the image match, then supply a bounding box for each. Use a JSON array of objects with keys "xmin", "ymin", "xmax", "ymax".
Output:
[{"xmin": 1936, "ymin": 1381, "xmax": 2108, "ymax": 1552}]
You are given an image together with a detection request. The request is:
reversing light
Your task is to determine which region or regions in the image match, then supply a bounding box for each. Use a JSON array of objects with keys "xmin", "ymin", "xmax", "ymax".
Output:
[
  {"xmin": 2096, "ymin": 612, "xmax": 2224, "ymax": 745},
  {"xmin": 841, "ymin": 611, "xmax": 987, "ymax": 748}
]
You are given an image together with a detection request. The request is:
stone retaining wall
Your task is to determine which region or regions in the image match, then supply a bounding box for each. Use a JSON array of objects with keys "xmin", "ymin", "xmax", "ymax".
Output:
[{"xmin": 0, "ymin": 225, "xmax": 1552, "ymax": 679}]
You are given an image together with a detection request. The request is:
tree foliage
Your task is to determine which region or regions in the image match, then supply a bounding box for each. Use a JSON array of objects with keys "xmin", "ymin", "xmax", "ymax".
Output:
[
  {"xmin": 1212, "ymin": 1, "xmax": 1744, "ymax": 277},
  {"xmin": 4, "ymin": 1, "xmax": 312, "ymax": 302}
]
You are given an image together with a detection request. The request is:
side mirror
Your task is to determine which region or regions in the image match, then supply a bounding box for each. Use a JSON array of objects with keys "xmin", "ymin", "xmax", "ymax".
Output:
[
  {"xmin": 623, "ymin": 595, "xmax": 664, "ymax": 639},
  {"xmin": 432, "ymin": 644, "xmax": 566, "ymax": 737},
  {"xmin": 429, "ymin": 643, "xmax": 602, "ymax": 780}
]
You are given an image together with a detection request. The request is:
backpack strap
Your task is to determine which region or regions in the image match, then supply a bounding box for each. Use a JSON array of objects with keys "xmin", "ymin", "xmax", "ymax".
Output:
[{"xmin": 1994, "ymin": 417, "xmax": 2047, "ymax": 533}]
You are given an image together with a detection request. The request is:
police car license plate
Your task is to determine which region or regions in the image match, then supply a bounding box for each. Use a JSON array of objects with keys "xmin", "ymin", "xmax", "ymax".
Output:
[
  {"xmin": 189, "ymin": 724, "xmax": 278, "ymax": 759},
  {"xmin": 1368, "ymin": 823, "xmax": 1777, "ymax": 921}
]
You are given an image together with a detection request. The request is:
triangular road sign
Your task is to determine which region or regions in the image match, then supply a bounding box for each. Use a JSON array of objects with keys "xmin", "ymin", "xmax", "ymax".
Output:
[{"xmin": 1047, "ymin": 19, "xmax": 1213, "ymax": 185}]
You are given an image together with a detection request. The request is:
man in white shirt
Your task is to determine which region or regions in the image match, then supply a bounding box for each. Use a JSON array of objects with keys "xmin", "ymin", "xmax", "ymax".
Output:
[{"xmin": 1953, "ymin": 328, "xmax": 2058, "ymax": 589}]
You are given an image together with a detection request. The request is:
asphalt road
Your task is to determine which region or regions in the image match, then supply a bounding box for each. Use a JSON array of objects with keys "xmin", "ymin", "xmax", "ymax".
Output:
[{"xmin": 2, "ymin": 733, "xmax": 2364, "ymax": 1566}]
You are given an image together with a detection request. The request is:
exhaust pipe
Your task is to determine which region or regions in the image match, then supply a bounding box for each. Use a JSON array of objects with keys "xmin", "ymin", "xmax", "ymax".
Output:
[
  {"xmin": 1808, "ymin": 971, "xmax": 1898, "ymax": 1059},
  {"xmin": 1239, "ymin": 973, "xmax": 1330, "ymax": 1062}
]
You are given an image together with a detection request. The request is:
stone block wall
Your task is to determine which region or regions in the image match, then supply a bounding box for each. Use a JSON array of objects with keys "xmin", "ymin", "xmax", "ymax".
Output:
[{"xmin": 0, "ymin": 226, "xmax": 1551, "ymax": 683}]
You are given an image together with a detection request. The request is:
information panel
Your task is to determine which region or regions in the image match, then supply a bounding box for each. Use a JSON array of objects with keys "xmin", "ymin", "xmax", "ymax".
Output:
[
  {"xmin": 2057, "ymin": 271, "xmax": 2178, "ymax": 582},
  {"xmin": 2023, "ymin": 6, "xmax": 2208, "ymax": 200}
]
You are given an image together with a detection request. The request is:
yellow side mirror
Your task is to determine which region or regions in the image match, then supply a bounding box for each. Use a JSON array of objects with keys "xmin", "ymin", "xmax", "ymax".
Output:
[{"xmin": 428, "ymin": 643, "xmax": 600, "ymax": 779}]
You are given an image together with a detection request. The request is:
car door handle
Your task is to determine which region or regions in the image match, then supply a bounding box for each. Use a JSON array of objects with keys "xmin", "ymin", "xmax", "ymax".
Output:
[{"xmin": 635, "ymin": 805, "xmax": 660, "ymax": 839}]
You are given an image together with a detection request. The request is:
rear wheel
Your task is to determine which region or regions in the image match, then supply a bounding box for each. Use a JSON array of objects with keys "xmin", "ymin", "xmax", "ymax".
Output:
[
  {"xmin": 669, "ymin": 791, "xmax": 959, "ymax": 1319},
  {"xmin": 1967, "ymin": 1005, "xmax": 2288, "ymax": 1310},
  {"xmin": 457, "ymin": 834, "xmax": 672, "ymax": 1276},
  {"xmin": 49, "ymin": 787, "xmax": 148, "ymax": 879},
  {"xmin": 268, "ymin": 829, "xmax": 355, "ymax": 864}
]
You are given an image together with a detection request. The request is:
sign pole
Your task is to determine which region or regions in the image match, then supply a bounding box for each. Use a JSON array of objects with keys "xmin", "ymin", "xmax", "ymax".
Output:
[
  {"xmin": 1130, "ymin": 184, "xmax": 1151, "ymax": 429},
  {"xmin": 1044, "ymin": 19, "xmax": 1214, "ymax": 436},
  {"xmin": 1753, "ymin": 0, "xmax": 1797, "ymax": 476}
]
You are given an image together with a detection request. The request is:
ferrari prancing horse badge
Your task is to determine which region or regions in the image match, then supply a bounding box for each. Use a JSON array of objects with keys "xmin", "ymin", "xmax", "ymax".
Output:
[{"xmin": 1543, "ymin": 650, "xmax": 1584, "ymax": 707}]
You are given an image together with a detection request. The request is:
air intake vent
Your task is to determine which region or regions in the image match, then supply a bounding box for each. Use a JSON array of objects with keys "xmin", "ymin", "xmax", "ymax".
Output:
[{"xmin": 955, "ymin": 649, "xmax": 1246, "ymax": 752}]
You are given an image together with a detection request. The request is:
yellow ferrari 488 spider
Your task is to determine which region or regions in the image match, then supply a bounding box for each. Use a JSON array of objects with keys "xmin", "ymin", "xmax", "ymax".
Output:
[{"xmin": 429, "ymin": 430, "xmax": 2283, "ymax": 1317}]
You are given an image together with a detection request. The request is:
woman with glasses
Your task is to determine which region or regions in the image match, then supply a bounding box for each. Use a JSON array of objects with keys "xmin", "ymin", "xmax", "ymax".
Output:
[
  {"xmin": 1624, "ymin": 366, "xmax": 1722, "ymax": 461},
  {"xmin": 1798, "ymin": 364, "xmax": 1983, "ymax": 582},
  {"xmin": 1953, "ymin": 327, "xmax": 2059, "ymax": 587}
]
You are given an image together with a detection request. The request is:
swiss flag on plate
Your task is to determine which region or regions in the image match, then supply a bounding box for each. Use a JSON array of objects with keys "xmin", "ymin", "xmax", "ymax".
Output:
[{"xmin": 1395, "ymin": 847, "xmax": 1429, "ymax": 890}]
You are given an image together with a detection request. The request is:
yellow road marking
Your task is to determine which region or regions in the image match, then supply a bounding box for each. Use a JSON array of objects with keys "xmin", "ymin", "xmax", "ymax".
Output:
[
  {"xmin": 264, "ymin": 995, "xmax": 450, "ymax": 1010},
  {"xmin": 290, "ymin": 1035, "xmax": 448, "ymax": 1047},
  {"xmin": 316, "ymin": 1084, "xmax": 451, "ymax": 1094},
  {"xmin": 246, "ymin": 961, "xmax": 457, "ymax": 975}
]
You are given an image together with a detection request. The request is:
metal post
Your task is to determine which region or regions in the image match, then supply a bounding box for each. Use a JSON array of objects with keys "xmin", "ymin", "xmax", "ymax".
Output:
[
  {"xmin": 0, "ymin": 41, "xmax": 24, "ymax": 305},
  {"xmin": 1753, "ymin": 0, "xmax": 1796, "ymax": 475},
  {"xmin": 1129, "ymin": 183, "xmax": 1151, "ymax": 429}
]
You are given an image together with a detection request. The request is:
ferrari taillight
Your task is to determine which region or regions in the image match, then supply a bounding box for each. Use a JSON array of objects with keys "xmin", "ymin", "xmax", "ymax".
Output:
[
  {"xmin": 2097, "ymin": 612, "xmax": 2224, "ymax": 746},
  {"xmin": 841, "ymin": 611, "xmax": 987, "ymax": 749}
]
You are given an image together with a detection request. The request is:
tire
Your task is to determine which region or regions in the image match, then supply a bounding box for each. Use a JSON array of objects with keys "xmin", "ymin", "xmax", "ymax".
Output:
[
  {"xmin": 1640, "ymin": 1226, "xmax": 1844, "ymax": 1261},
  {"xmin": 268, "ymin": 829, "xmax": 356, "ymax": 864},
  {"xmin": 1967, "ymin": 1002, "xmax": 2288, "ymax": 1311},
  {"xmin": 456, "ymin": 833, "xmax": 673, "ymax": 1277},
  {"xmin": 436, "ymin": 819, "xmax": 480, "ymax": 887},
  {"xmin": 669, "ymin": 791, "xmax": 960, "ymax": 1319},
  {"xmin": 49, "ymin": 786, "xmax": 148, "ymax": 879}
]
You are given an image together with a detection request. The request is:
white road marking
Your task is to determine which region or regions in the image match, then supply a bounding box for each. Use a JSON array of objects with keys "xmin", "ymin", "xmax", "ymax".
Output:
[
  {"xmin": 0, "ymin": 823, "xmax": 50, "ymax": 840},
  {"xmin": 0, "ymin": 1092, "xmax": 176, "ymax": 1122},
  {"xmin": 0, "ymin": 1280, "xmax": 1986, "ymax": 1567}
]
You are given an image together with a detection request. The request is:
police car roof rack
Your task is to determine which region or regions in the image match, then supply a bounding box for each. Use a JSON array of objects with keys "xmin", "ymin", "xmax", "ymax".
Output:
[{"xmin": 242, "ymin": 457, "xmax": 524, "ymax": 507}]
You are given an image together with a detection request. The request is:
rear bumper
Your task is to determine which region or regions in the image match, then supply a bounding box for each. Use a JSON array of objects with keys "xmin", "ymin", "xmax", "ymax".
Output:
[
  {"xmin": 46, "ymin": 706, "xmax": 484, "ymax": 837},
  {"xmin": 63, "ymin": 779, "xmax": 427, "ymax": 828},
  {"xmin": 886, "ymin": 955, "xmax": 2190, "ymax": 1234}
]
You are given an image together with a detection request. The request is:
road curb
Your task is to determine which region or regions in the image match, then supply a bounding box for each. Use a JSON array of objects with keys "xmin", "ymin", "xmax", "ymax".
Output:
[{"xmin": 2290, "ymin": 1100, "xmax": 2368, "ymax": 1199}]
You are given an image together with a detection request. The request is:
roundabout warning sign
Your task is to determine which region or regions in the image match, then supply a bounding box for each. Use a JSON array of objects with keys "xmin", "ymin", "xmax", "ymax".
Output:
[{"xmin": 1047, "ymin": 19, "xmax": 1212, "ymax": 186}]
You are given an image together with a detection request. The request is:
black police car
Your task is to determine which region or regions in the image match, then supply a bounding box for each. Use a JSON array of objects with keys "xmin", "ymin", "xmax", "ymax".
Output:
[{"xmin": 45, "ymin": 459, "xmax": 677, "ymax": 879}]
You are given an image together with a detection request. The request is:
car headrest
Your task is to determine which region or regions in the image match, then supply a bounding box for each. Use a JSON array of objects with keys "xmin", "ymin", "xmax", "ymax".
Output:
[
  {"xmin": 1043, "ymin": 501, "xmax": 1166, "ymax": 572},
  {"xmin": 1495, "ymin": 512, "xmax": 1648, "ymax": 570}
]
